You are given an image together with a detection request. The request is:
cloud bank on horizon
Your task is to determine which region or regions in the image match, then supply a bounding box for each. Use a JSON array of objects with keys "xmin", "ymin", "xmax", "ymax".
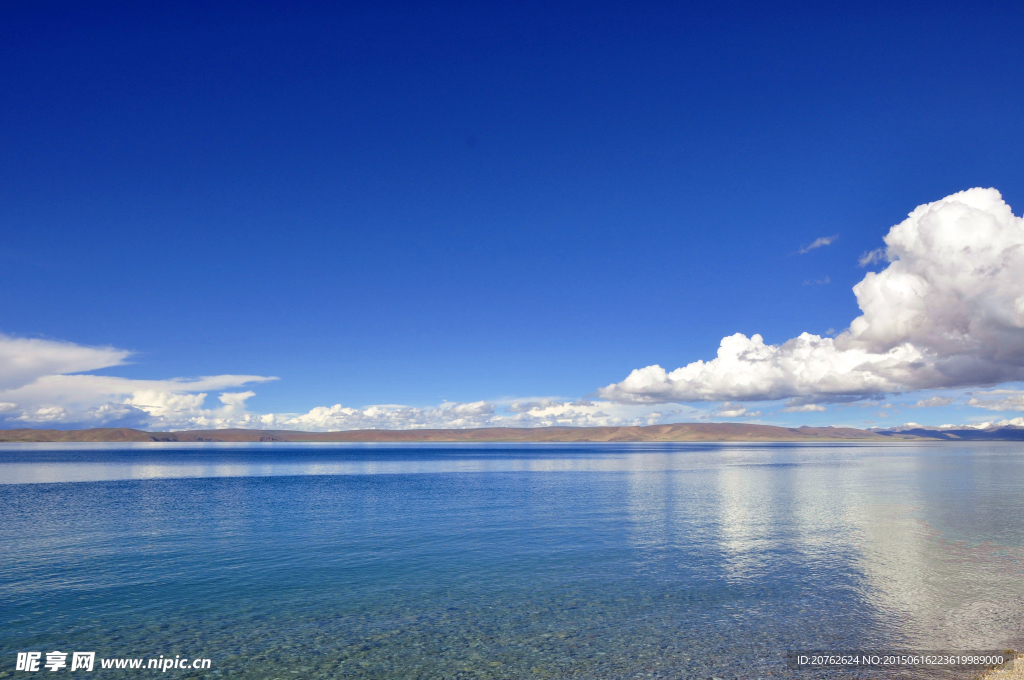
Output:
[
  {"xmin": 0, "ymin": 332, "xmax": 278, "ymax": 428},
  {"xmin": 3, "ymin": 188, "xmax": 1024, "ymax": 431},
  {"xmin": 598, "ymin": 188, "xmax": 1024, "ymax": 410},
  {"xmin": 0, "ymin": 334, "xmax": 672, "ymax": 428}
]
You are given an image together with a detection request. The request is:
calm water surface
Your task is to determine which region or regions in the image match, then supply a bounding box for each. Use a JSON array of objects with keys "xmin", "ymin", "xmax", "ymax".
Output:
[{"xmin": 1, "ymin": 442, "xmax": 1022, "ymax": 679}]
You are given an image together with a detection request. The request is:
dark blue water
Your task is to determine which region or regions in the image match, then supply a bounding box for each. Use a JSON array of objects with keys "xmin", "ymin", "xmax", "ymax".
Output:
[{"xmin": 1, "ymin": 442, "xmax": 1022, "ymax": 679}]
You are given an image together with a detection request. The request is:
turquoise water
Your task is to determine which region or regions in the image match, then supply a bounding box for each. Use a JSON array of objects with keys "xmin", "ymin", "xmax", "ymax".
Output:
[{"xmin": 1, "ymin": 442, "xmax": 1022, "ymax": 679}]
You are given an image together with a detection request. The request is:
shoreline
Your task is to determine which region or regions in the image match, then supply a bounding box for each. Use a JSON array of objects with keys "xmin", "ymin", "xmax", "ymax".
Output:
[{"xmin": 2, "ymin": 423, "xmax": 1023, "ymax": 443}]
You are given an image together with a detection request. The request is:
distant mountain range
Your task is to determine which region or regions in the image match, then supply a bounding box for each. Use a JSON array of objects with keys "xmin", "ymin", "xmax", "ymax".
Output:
[
  {"xmin": 874, "ymin": 425, "xmax": 1024, "ymax": 441},
  {"xmin": 2, "ymin": 423, "xmax": 1023, "ymax": 442}
]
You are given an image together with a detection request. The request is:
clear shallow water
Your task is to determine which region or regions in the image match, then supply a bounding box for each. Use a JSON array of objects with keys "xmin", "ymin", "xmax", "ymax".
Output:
[{"xmin": 0, "ymin": 442, "xmax": 1022, "ymax": 679}]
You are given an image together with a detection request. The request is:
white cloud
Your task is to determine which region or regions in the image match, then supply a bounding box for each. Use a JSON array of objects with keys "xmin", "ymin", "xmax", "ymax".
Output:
[
  {"xmin": 597, "ymin": 332, "xmax": 925, "ymax": 403},
  {"xmin": 0, "ymin": 333, "xmax": 130, "ymax": 391},
  {"xmin": 504, "ymin": 399, "xmax": 625, "ymax": 426},
  {"xmin": 125, "ymin": 390, "xmax": 209, "ymax": 417},
  {"xmin": 966, "ymin": 390, "xmax": 1024, "ymax": 412},
  {"xmin": 0, "ymin": 334, "xmax": 278, "ymax": 430},
  {"xmin": 933, "ymin": 417, "xmax": 1024, "ymax": 429},
  {"xmin": 279, "ymin": 401, "xmax": 498, "ymax": 431},
  {"xmin": 599, "ymin": 188, "xmax": 1024, "ymax": 404},
  {"xmin": 782, "ymin": 402, "xmax": 827, "ymax": 412},
  {"xmin": 218, "ymin": 391, "xmax": 257, "ymax": 411},
  {"xmin": 887, "ymin": 422, "xmax": 923, "ymax": 431},
  {"xmin": 799, "ymin": 234, "xmax": 838, "ymax": 254},
  {"xmin": 859, "ymin": 248, "xmax": 885, "ymax": 267},
  {"xmin": 507, "ymin": 400, "xmax": 555, "ymax": 413},
  {"xmin": 1, "ymin": 374, "xmax": 276, "ymax": 429},
  {"xmin": 993, "ymin": 417, "xmax": 1024, "ymax": 427},
  {"xmin": 3, "ymin": 374, "xmax": 276, "ymax": 419},
  {"xmin": 272, "ymin": 398, "xmax": 678, "ymax": 431},
  {"xmin": 913, "ymin": 396, "xmax": 955, "ymax": 408},
  {"xmin": 711, "ymin": 402, "xmax": 761, "ymax": 418},
  {"xmin": 0, "ymin": 330, "xmax": 703, "ymax": 431}
]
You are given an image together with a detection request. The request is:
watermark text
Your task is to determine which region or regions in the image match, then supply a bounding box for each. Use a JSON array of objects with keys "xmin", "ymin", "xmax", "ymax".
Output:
[{"xmin": 15, "ymin": 652, "xmax": 211, "ymax": 672}]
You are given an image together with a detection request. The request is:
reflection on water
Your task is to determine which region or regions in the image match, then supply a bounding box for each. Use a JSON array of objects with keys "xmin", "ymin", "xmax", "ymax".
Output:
[
  {"xmin": 0, "ymin": 442, "xmax": 1022, "ymax": 679},
  {"xmin": 850, "ymin": 451, "xmax": 1024, "ymax": 650},
  {"xmin": 717, "ymin": 465, "xmax": 775, "ymax": 583},
  {"xmin": 0, "ymin": 442, "xmax": 708, "ymax": 484}
]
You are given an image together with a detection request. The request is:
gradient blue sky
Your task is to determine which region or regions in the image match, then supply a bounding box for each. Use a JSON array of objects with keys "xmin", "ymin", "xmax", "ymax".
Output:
[{"xmin": 3, "ymin": 0, "xmax": 1024, "ymax": 429}]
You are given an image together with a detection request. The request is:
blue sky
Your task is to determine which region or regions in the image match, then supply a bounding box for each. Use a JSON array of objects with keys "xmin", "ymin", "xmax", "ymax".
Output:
[{"xmin": 3, "ymin": 0, "xmax": 1024, "ymax": 430}]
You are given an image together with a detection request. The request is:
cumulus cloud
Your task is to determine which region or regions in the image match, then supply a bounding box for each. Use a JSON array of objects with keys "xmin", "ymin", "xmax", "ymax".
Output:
[
  {"xmin": 711, "ymin": 402, "xmax": 761, "ymax": 418},
  {"xmin": 125, "ymin": 390, "xmax": 209, "ymax": 417},
  {"xmin": 597, "ymin": 332, "xmax": 923, "ymax": 403},
  {"xmin": 5, "ymin": 373, "xmax": 274, "ymax": 412},
  {"xmin": 913, "ymin": 396, "xmax": 955, "ymax": 408},
  {"xmin": 0, "ymin": 327, "xmax": 703, "ymax": 431},
  {"xmin": 989, "ymin": 417, "xmax": 1024, "ymax": 427},
  {"xmin": 503, "ymin": 399, "xmax": 617, "ymax": 426},
  {"xmin": 0, "ymin": 330, "xmax": 693, "ymax": 431},
  {"xmin": 268, "ymin": 398, "xmax": 673, "ymax": 431},
  {"xmin": 0, "ymin": 333, "xmax": 277, "ymax": 430},
  {"xmin": 599, "ymin": 188, "xmax": 1024, "ymax": 404},
  {"xmin": 966, "ymin": 390, "xmax": 1024, "ymax": 412},
  {"xmin": 782, "ymin": 402, "xmax": 827, "ymax": 412},
  {"xmin": 1, "ymin": 373, "xmax": 277, "ymax": 429},
  {"xmin": 930, "ymin": 417, "xmax": 1024, "ymax": 429},
  {"xmin": 277, "ymin": 401, "xmax": 499, "ymax": 431},
  {"xmin": 218, "ymin": 391, "xmax": 257, "ymax": 411},
  {"xmin": 799, "ymin": 234, "xmax": 839, "ymax": 254}
]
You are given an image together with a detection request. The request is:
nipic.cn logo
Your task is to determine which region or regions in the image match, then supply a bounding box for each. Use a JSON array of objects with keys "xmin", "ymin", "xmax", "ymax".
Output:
[{"xmin": 15, "ymin": 652, "xmax": 211, "ymax": 672}]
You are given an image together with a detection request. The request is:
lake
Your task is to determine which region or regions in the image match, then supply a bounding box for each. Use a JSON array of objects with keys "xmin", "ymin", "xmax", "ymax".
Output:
[{"xmin": 1, "ymin": 442, "xmax": 1022, "ymax": 679}]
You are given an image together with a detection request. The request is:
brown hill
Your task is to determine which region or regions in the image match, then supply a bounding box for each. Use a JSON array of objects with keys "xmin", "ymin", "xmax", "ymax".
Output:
[{"xmin": 0, "ymin": 423, "xmax": 917, "ymax": 443}]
